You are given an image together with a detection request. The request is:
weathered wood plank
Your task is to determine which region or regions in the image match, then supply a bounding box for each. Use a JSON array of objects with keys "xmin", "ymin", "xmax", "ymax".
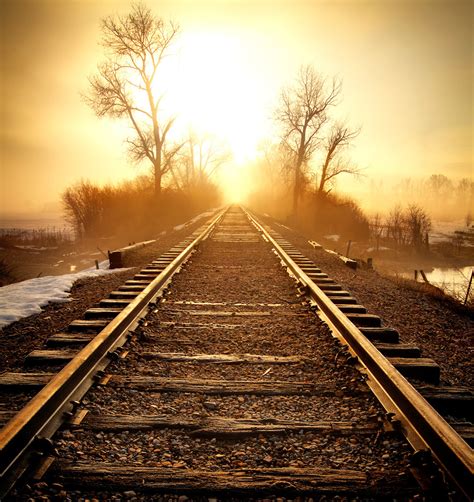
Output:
[
  {"xmin": 54, "ymin": 463, "xmax": 371, "ymax": 492},
  {"xmin": 374, "ymin": 343, "xmax": 421, "ymax": 358},
  {"xmin": 109, "ymin": 376, "xmax": 342, "ymax": 396},
  {"xmin": 346, "ymin": 314, "xmax": 382, "ymax": 327},
  {"xmin": 109, "ymin": 290, "xmax": 139, "ymax": 299},
  {"xmin": 99, "ymin": 299, "xmax": 132, "ymax": 308},
  {"xmin": 388, "ymin": 358, "xmax": 440, "ymax": 384},
  {"xmin": 164, "ymin": 310, "xmax": 306, "ymax": 318},
  {"xmin": 337, "ymin": 305, "xmax": 367, "ymax": 314},
  {"xmin": 68, "ymin": 320, "xmax": 109, "ymax": 333},
  {"xmin": 418, "ymin": 385, "xmax": 473, "ymax": 418},
  {"xmin": 318, "ymin": 284, "xmax": 343, "ymax": 292},
  {"xmin": 359, "ymin": 327, "xmax": 399, "ymax": 343},
  {"xmin": 166, "ymin": 310, "xmax": 273, "ymax": 317},
  {"xmin": 25, "ymin": 349, "xmax": 78, "ymax": 365},
  {"xmin": 118, "ymin": 285, "xmax": 146, "ymax": 292},
  {"xmin": 324, "ymin": 291, "xmax": 352, "ymax": 298},
  {"xmin": 84, "ymin": 308, "xmax": 123, "ymax": 320},
  {"xmin": 328, "ymin": 297, "xmax": 358, "ymax": 305},
  {"xmin": 81, "ymin": 414, "xmax": 379, "ymax": 436},
  {"xmin": 168, "ymin": 301, "xmax": 287, "ymax": 307},
  {"xmin": 47, "ymin": 333, "xmax": 95, "ymax": 347},
  {"xmin": 0, "ymin": 372, "xmax": 54, "ymax": 388},
  {"xmin": 159, "ymin": 322, "xmax": 244, "ymax": 330},
  {"xmin": 140, "ymin": 352, "xmax": 305, "ymax": 364}
]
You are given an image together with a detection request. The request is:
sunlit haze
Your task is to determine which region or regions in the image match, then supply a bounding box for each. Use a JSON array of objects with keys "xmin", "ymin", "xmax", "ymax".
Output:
[{"xmin": 1, "ymin": 0, "xmax": 472, "ymax": 216}]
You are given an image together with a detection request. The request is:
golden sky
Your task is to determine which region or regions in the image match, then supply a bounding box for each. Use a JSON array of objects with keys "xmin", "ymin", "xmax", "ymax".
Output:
[{"xmin": 1, "ymin": 0, "xmax": 472, "ymax": 215}]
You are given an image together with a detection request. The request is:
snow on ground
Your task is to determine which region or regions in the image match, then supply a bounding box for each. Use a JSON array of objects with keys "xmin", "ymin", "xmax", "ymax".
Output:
[
  {"xmin": 324, "ymin": 234, "xmax": 340, "ymax": 242},
  {"xmin": 0, "ymin": 261, "xmax": 130, "ymax": 329}
]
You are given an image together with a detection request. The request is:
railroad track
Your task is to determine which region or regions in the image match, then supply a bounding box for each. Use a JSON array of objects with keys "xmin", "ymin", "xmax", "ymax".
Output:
[{"xmin": 0, "ymin": 206, "xmax": 472, "ymax": 500}]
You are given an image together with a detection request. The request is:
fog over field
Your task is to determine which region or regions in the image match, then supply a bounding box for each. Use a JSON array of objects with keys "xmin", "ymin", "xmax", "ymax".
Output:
[{"xmin": 1, "ymin": 0, "xmax": 472, "ymax": 222}]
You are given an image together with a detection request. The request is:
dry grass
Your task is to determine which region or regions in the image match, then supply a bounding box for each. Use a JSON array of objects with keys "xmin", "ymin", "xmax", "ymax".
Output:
[
  {"xmin": 0, "ymin": 257, "xmax": 17, "ymax": 286},
  {"xmin": 390, "ymin": 276, "xmax": 474, "ymax": 318}
]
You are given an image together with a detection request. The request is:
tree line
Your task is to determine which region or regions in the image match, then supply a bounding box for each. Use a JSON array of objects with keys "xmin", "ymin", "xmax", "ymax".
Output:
[
  {"xmin": 370, "ymin": 204, "xmax": 432, "ymax": 252},
  {"xmin": 63, "ymin": 175, "xmax": 220, "ymax": 241},
  {"xmin": 63, "ymin": 3, "xmax": 363, "ymax": 241}
]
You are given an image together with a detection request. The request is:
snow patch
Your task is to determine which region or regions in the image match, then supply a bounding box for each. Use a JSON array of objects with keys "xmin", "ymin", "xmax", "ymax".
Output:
[
  {"xmin": 324, "ymin": 234, "xmax": 340, "ymax": 242},
  {"xmin": 0, "ymin": 261, "xmax": 130, "ymax": 329}
]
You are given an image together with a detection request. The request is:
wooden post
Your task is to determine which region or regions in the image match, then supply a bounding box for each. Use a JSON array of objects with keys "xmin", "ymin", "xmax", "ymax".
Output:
[
  {"xmin": 95, "ymin": 260, "xmax": 99, "ymax": 270},
  {"xmin": 346, "ymin": 240, "xmax": 352, "ymax": 258},
  {"xmin": 420, "ymin": 270, "xmax": 429, "ymax": 283},
  {"xmin": 464, "ymin": 271, "xmax": 473, "ymax": 305},
  {"xmin": 414, "ymin": 270, "xmax": 418, "ymax": 281}
]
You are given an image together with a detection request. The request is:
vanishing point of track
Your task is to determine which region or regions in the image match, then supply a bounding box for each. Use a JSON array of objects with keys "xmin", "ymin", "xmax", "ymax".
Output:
[{"xmin": 0, "ymin": 206, "xmax": 472, "ymax": 500}]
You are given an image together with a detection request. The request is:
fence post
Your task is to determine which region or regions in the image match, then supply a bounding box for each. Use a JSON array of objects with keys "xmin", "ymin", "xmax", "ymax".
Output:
[{"xmin": 464, "ymin": 271, "xmax": 473, "ymax": 305}]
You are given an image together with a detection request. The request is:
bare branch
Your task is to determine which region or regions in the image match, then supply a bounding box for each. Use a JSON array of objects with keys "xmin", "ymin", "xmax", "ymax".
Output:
[
  {"xmin": 274, "ymin": 65, "xmax": 342, "ymax": 213},
  {"xmin": 318, "ymin": 122, "xmax": 362, "ymax": 193},
  {"xmin": 84, "ymin": 3, "xmax": 180, "ymax": 197}
]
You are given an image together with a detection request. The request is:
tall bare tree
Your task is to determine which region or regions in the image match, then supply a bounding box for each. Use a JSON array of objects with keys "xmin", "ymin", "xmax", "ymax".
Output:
[
  {"xmin": 84, "ymin": 3, "xmax": 180, "ymax": 198},
  {"xmin": 318, "ymin": 122, "xmax": 361, "ymax": 193},
  {"xmin": 187, "ymin": 132, "xmax": 231, "ymax": 184},
  {"xmin": 171, "ymin": 132, "xmax": 230, "ymax": 190},
  {"xmin": 274, "ymin": 65, "xmax": 341, "ymax": 214}
]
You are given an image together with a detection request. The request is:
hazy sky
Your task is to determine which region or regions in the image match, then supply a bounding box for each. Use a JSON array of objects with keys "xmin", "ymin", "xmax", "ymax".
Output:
[{"xmin": 1, "ymin": 0, "xmax": 472, "ymax": 216}]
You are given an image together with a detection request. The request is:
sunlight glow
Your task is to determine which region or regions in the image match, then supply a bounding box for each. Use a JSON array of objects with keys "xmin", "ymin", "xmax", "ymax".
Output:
[
  {"xmin": 217, "ymin": 163, "xmax": 252, "ymax": 203},
  {"xmin": 157, "ymin": 31, "xmax": 267, "ymax": 165}
]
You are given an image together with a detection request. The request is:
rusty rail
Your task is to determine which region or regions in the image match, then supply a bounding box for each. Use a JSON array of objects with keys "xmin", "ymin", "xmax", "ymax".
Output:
[
  {"xmin": 0, "ymin": 208, "xmax": 227, "ymax": 497},
  {"xmin": 244, "ymin": 208, "xmax": 473, "ymax": 500}
]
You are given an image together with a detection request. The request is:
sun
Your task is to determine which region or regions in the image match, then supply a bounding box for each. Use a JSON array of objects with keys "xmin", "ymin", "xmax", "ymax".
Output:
[
  {"xmin": 126, "ymin": 29, "xmax": 267, "ymax": 201},
  {"xmin": 153, "ymin": 30, "xmax": 266, "ymax": 164}
]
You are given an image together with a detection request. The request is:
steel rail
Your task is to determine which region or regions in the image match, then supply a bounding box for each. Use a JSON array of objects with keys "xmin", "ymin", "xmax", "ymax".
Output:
[
  {"xmin": 0, "ymin": 208, "xmax": 227, "ymax": 497},
  {"xmin": 244, "ymin": 208, "xmax": 473, "ymax": 500}
]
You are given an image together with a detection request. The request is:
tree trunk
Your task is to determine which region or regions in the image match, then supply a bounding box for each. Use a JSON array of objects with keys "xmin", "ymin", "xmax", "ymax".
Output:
[
  {"xmin": 292, "ymin": 163, "xmax": 299, "ymax": 216},
  {"xmin": 154, "ymin": 155, "xmax": 162, "ymax": 199}
]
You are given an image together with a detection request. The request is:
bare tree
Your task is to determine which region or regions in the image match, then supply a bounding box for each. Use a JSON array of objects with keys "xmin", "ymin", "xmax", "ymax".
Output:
[
  {"xmin": 187, "ymin": 132, "xmax": 231, "ymax": 185},
  {"xmin": 274, "ymin": 65, "xmax": 341, "ymax": 214},
  {"xmin": 318, "ymin": 122, "xmax": 361, "ymax": 194},
  {"xmin": 386, "ymin": 205, "xmax": 405, "ymax": 247},
  {"xmin": 84, "ymin": 3, "xmax": 180, "ymax": 198},
  {"xmin": 405, "ymin": 204, "xmax": 432, "ymax": 251},
  {"xmin": 172, "ymin": 132, "xmax": 231, "ymax": 190},
  {"xmin": 62, "ymin": 180, "xmax": 104, "ymax": 238}
]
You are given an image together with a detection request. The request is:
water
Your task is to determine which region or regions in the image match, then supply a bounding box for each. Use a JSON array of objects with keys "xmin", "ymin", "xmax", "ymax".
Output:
[
  {"xmin": 0, "ymin": 218, "xmax": 73, "ymax": 240},
  {"xmin": 427, "ymin": 266, "xmax": 473, "ymax": 300},
  {"xmin": 0, "ymin": 217, "xmax": 66, "ymax": 230},
  {"xmin": 402, "ymin": 266, "xmax": 473, "ymax": 302}
]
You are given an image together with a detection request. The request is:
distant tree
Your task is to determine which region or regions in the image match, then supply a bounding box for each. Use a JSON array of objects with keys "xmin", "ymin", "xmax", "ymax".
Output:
[
  {"xmin": 404, "ymin": 204, "xmax": 431, "ymax": 251},
  {"xmin": 84, "ymin": 3, "xmax": 180, "ymax": 198},
  {"xmin": 274, "ymin": 65, "xmax": 341, "ymax": 214},
  {"xmin": 317, "ymin": 122, "xmax": 361, "ymax": 194},
  {"xmin": 62, "ymin": 180, "xmax": 104, "ymax": 238},
  {"xmin": 426, "ymin": 174, "xmax": 453, "ymax": 199},
  {"xmin": 181, "ymin": 132, "xmax": 231, "ymax": 188},
  {"xmin": 385, "ymin": 205, "xmax": 405, "ymax": 247},
  {"xmin": 456, "ymin": 178, "xmax": 474, "ymax": 222}
]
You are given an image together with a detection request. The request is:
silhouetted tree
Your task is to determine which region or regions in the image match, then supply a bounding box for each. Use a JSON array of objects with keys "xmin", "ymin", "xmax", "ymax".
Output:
[
  {"xmin": 62, "ymin": 180, "xmax": 104, "ymax": 238},
  {"xmin": 405, "ymin": 204, "xmax": 431, "ymax": 251},
  {"xmin": 184, "ymin": 132, "xmax": 231, "ymax": 187},
  {"xmin": 318, "ymin": 122, "xmax": 361, "ymax": 193},
  {"xmin": 274, "ymin": 66, "xmax": 341, "ymax": 214},
  {"xmin": 386, "ymin": 205, "xmax": 405, "ymax": 247},
  {"xmin": 84, "ymin": 3, "xmax": 180, "ymax": 198}
]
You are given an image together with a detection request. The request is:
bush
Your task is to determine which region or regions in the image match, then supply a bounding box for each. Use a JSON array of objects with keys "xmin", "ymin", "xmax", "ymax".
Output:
[
  {"xmin": 295, "ymin": 191, "xmax": 370, "ymax": 241},
  {"xmin": 62, "ymin": 175, "xmax": 221, "ymax": 242}
]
